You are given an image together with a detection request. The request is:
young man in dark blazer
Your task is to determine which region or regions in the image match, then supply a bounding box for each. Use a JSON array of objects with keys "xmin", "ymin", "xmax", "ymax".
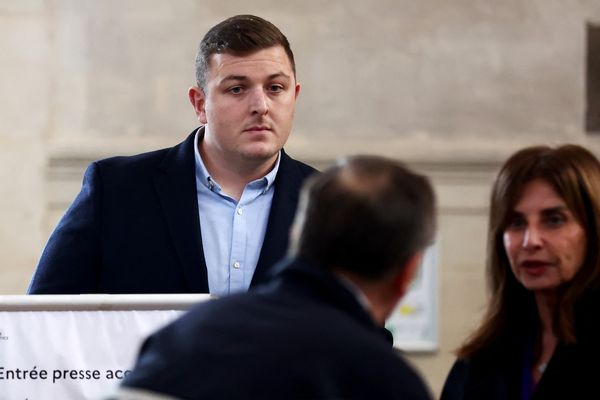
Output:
[
  {"xmin": 28, "ymin": 15, "xmax": 316, "ymax": 295},
  {"xmin": 114, "ymin": 155, "xmax": 436, "ymax": 400}
]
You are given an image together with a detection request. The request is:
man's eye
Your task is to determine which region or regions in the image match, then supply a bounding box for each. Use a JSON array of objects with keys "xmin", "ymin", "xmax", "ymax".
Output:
[
  {"xmin": 229, "ymin": 87, "xmax": 243, "ymax": 94},
  {"xmin": 269, "ymin": 84, "xmax": 283, "ymax": 92}
]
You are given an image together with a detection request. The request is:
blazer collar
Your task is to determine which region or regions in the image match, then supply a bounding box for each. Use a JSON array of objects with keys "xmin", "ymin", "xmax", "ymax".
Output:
[
  {"xmin": 270, "ymin": 258, "xmax": 392, "ymax": 344},
  {"xmin": 154, "ymin": 128, "xmax": 208, "ymax": 292},
  {"xmin": 250, "ymin": 150, "xmax": 307, "ymax": 286}
]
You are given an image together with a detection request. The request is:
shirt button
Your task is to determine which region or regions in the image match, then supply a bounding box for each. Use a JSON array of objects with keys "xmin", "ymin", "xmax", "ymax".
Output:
[
  {"xmin": 237, "ymin": 207, "xmax": 243, "ymax": 215},
  {"xmin": 233, "ymin": 261, "xmax": 241, "ymax": 269}
]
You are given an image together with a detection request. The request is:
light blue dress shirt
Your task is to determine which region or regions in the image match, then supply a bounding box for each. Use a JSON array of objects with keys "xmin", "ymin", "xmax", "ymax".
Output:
[{"xmin": 194, "ymin": 130, "xmax": 279, "ymax": 296}]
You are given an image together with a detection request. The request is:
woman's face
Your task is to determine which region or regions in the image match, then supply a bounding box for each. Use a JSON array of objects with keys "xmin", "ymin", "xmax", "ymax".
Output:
[{"xmin": 503, "ymin": 179, "xmax": 587, "ymax": 293}]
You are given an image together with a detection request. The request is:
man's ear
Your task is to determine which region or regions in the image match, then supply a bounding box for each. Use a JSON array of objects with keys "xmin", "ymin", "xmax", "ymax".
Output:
[
  {"xmin": 188, "ymin": 86, "xmax": 207, "ymax": 124},
  {"xmin": 392, "ymin": 251, "xmax": 423, "ymax": 299}
]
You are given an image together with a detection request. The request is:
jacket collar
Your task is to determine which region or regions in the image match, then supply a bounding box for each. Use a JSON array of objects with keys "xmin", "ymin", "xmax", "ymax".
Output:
[
  {"xmin": 249, "ymin": 150, "xmax": 308, "ymax": 286},
  {"xmin": 268, "ymin": 257, "xmax": 393, "ymax": 344},
  {"xmin": 154, "ymin": 129, "xmax": 208, "ymax": 292}
]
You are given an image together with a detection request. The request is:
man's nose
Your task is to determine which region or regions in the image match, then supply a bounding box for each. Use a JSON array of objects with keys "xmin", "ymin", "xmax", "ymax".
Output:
[{"xmin": 250, "ymin": 89, "xmax": 268, "ymax": 116}]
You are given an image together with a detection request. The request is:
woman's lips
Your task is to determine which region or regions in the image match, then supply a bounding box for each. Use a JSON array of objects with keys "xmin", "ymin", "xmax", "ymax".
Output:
[{"xmin": 520, "ymin": 260, "xmax": 551, "ymax": 276}]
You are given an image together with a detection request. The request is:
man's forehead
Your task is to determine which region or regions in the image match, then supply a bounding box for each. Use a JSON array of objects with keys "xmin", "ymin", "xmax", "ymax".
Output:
[{"xmin": 207, "ymin": 46, "xmax": 294, "ymax": 77}]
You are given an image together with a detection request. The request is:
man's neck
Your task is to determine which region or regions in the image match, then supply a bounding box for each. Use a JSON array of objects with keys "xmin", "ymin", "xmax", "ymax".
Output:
[
  {"xmin": 334, "ymin": 270, "xmax": 397, "ymax": 326},
  {"xmin": 199, "ymin": 141, "xmax": 278, "ymax": 201}
]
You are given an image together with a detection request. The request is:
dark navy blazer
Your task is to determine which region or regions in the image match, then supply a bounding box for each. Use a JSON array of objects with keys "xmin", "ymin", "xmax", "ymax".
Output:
[
  {"xmin": 28, "ymin": 129, "xmax": 317, "ymax": 294},
  {"xmin": 122, "ymin": 258, "xmax": 433, "ymax": 399}
]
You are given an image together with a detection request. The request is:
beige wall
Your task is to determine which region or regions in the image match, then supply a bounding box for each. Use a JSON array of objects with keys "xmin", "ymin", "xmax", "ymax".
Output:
[{"xmin": 3, "ymin": 0, "xmax": 600, "ymax": 395}]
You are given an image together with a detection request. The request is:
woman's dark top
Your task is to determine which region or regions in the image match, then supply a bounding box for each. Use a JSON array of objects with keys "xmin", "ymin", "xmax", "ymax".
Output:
[{"xmin": 441, "ymin": 291, "xmax": 600, "ymax": 400}]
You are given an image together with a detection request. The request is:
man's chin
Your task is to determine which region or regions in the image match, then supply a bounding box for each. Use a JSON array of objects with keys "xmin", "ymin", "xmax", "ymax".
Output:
[{"xmin": 239, "ymin": 146, "xmax": 280, "ymax": 162}]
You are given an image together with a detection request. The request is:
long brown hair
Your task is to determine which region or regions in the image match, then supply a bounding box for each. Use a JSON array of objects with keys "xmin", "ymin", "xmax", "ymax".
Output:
[{"xmin": 458, "ymin": 145, "xmax": 600, "ymax": 359}]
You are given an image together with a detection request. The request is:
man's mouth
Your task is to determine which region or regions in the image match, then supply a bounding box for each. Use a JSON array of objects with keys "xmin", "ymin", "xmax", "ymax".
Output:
[{"xmin": 244, "ymin": 125, "xmax": 271, "ymax": 132}]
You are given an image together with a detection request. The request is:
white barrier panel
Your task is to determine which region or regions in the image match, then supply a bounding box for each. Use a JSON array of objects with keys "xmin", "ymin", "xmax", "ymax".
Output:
[{"xmin": 0, "ymin": 294, "xmax": 211, "ymax": 400}]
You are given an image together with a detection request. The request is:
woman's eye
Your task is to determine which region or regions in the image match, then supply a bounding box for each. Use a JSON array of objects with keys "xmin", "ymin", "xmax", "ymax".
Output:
[
  {"xmin": 507, "ymin": 216, "xmax": 526, "ymax": 230},
  {"xmin": 545, "ymin": 213, "xmax": 566, "ymax": 227}
]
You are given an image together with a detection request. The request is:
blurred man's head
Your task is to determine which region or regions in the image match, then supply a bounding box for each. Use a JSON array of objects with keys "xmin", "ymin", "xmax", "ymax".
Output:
[{"xmin": 291, "ymin": 155, "xmax": 436, "ymax": 321}]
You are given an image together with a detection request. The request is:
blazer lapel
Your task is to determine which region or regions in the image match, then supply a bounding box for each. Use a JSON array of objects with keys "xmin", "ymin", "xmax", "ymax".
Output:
[
  {"xmin": 250, "ymin": 150, "xmax": 305, "ymax": 287},
  {"xmin": 154, "ymin": 129, "xmax": 209, "ymax": 292}
]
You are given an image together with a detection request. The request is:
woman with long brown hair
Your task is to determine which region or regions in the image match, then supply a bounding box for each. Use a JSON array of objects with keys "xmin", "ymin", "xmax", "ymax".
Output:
[{"xmin": 441, "ymin": 145, "xmax": 600, "ymax": 399}]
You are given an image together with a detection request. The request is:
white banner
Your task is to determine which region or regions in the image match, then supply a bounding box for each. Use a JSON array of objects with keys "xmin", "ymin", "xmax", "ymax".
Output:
[{"xmin": 0, "ymin": 294, "xmax": 210, "ymax": 400}]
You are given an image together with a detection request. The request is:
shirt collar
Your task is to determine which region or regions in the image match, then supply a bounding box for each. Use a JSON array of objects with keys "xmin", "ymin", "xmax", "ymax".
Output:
[
  {"xmin": 194, "ymin": 129, "xmax": 219, "ymax": 192},
  {"xmin": 193, "ymin": 128, "xmax": 281, "ymax": 193},
  {"xmin": 336, "ymin": 274, "xmax": 374, "ymax": 314},
  {"xmin": 261, "ymin": 151, "xmax": 281, "ymax": 192}
]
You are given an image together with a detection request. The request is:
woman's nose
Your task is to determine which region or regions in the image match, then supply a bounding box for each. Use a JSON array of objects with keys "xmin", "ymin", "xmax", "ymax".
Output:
[{"xmin": 522, "ymin": 226, "xmax": 543, "ymax": 249}]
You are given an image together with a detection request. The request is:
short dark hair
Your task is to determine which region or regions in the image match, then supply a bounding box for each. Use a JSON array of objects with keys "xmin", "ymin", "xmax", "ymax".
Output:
[
  {"xmin": 195, "ymin": 15, "xmax": 296, "ymax": 89},
  {"xmin": 293, "ymin": 155, "xmax": 436, "ymax": 280}
]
